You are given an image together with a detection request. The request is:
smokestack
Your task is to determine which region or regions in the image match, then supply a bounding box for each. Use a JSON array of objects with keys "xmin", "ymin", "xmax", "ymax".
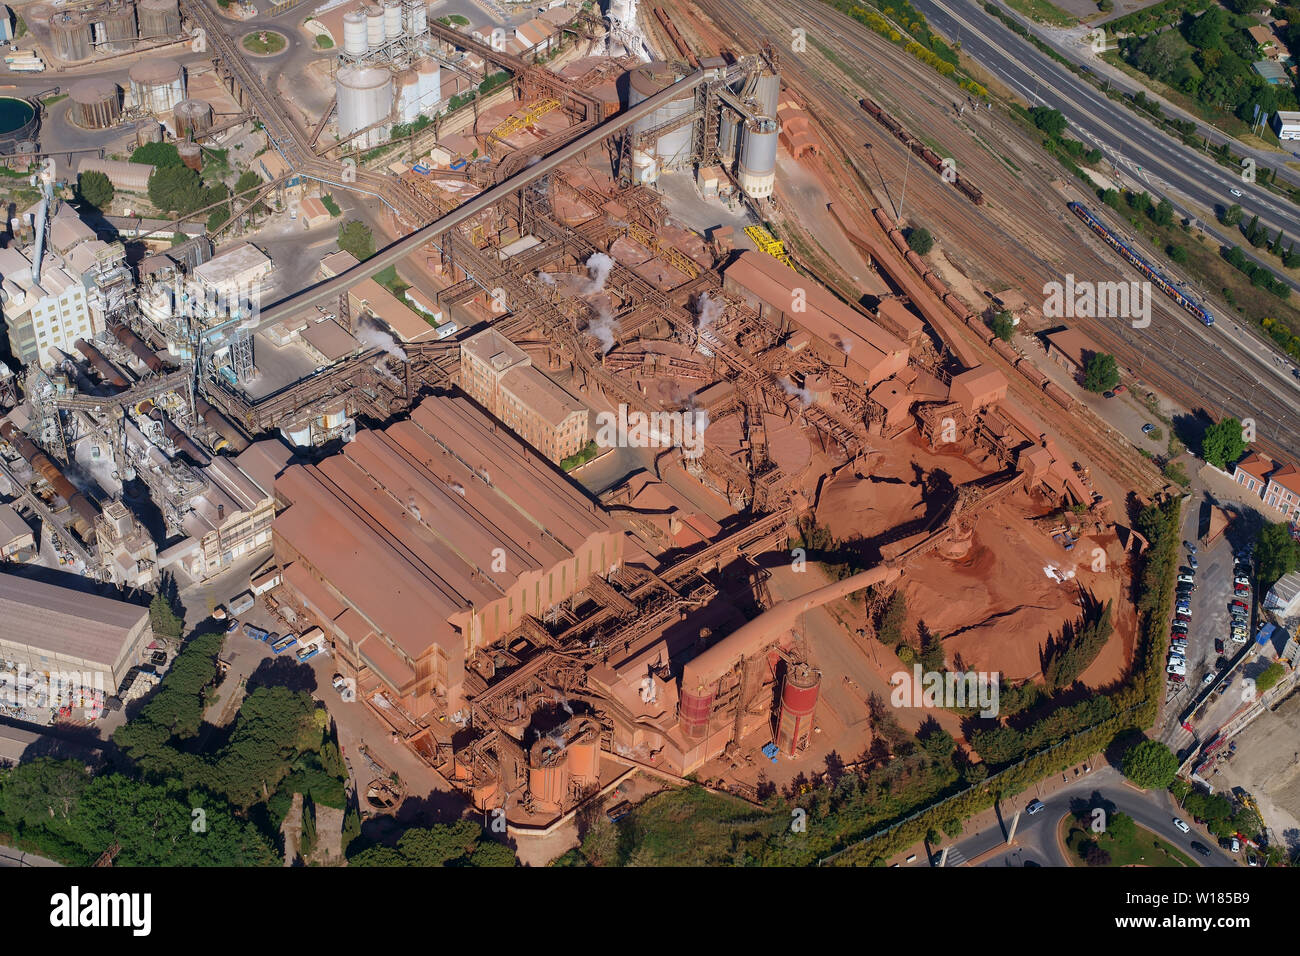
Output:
[{"xmin": 30, "ymin": 179, "xmax": 52, "ymax": 287}]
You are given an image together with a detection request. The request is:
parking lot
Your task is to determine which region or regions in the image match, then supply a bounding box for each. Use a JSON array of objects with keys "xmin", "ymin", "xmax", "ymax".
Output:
[{"xmin": 1167, "ymin": 533, "xmax": 1254, "ymax": 703}]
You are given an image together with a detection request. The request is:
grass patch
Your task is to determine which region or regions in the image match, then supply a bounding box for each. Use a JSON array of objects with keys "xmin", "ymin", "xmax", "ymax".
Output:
[
  {"xmin": 314, "ymin": 34, "xmax": 333, "ymax": 50},
  {"xmin": 560, "ymin": 440, "xmax": 599, "ymax": 472},
  {"xmin": 242, "ymin": 31, "xmax": 286, "ymax": 55},
  {"xmin": 1000, "ymin": 0, "xmax": 1075, "ymax": 26},
  {"xmin": 374, "ymin": 264, "xmax": 409, "ymax": 297},
  {"xmin": 1064, "ymin": 818, "xmax": 1195, "ymax": 867},
  {"xmin": 41, "ymin": 93, "xmax": 67, "ymax": 106}
]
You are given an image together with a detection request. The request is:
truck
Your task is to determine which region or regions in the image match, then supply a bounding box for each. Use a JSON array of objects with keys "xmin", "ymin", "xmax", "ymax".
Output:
[{"xmin": 241, "ymin": 622, "xmax": 269, "ymax": 642}]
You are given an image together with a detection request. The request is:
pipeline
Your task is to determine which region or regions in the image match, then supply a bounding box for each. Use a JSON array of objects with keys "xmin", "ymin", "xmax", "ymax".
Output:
[
  {"xmin": 194, "ymin": 395, "xmax": 249, "ymax": 453},
  {"xmin": 135, "ymin": 399, "xmax": 211, "ymax": 465},
  {"xmin": 0, "ymin": 422, "xmax": 99, "ymax": 530},
  {"xmin": 76, "ymin": 339, "xmax": 130, "ymax": 390},
  {"xmin": 111, "ymin": 323, "xmax": 167, "ymax": 374}
]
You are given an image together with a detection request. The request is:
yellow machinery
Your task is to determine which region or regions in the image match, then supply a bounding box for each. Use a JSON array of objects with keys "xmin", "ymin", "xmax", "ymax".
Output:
[{"xmin": 744, "ymin": 224, "xmax": 795, "ymax": 269}]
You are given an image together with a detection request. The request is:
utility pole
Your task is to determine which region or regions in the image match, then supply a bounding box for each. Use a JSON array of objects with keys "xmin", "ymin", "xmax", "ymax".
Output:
[{"xmin": 898, "ymin": 149, "xmax": 912, "ymax": 224}]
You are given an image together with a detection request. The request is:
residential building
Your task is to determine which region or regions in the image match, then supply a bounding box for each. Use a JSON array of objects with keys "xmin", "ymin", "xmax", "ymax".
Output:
[
  {"xmin": 459, "ymin": 328, "xmax": 589, "ymax": 463},
  {"xmin": 1264, "ymin": 463, "xmax": 1300, "ymax": 517},
  {"xmin": 1233, "ymin": 451, "xmax": 1273, "ymax": 494}
]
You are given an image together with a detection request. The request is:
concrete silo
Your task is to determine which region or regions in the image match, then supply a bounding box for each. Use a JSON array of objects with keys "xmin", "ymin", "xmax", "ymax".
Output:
[
  {"xmin": 336, "ymin": 64, "xmax": 393, "ymax": 149},
  {"xmin": 363, "ymin": 5, "xmax": 385, "ymax": 48},
  {"xmin": 136, "ymin": 0, "xmax": 182, "ymax": 37},
  {"xmin": 403, "ymin": 0, "xmax": 426, "ymax": 36},
  {"xmin": 774, "ymin": 662, "xmax": 820, "ymax": 756},
  {"xmin": 129, "ymin": 58, "xmax": 185, "ymax": 113},
  {"xmin": 174, "ymin": 99, "xmax": 213, "ymax": 137},
  {"xmin": 382, "ymin": 0, "xmax": 403, "ymax": 41},
  {"xmin": 626, "ymin": 65, "xmax": 696, "ymax": 184},
  {"xmin": 738, "ymin": 116, "xmax": 778, "ymax": 199},
  {"xmin": 49, "ymin": 11, "xmax": 93, "ymax": 61},
  {"xmin": 342, "ymin": 10, "xmax": 368, "ymax": 56},
  {"xmin": 93, "ymin": 0, "xmax": 138, "ymax": 53},
  {"xmin": 69, "ymin": 78, "xmax": 122, "ymax": 130}
]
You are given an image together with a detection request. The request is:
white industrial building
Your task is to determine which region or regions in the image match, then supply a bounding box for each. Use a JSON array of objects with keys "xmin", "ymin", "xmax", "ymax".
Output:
[
  {"xmin": 1272, "ymin": 110, "xmax": 1300, "ymax": 141},
  {"xmin": 1265, "ymin": 571, "xmax": 1300, "ymax": 616}
]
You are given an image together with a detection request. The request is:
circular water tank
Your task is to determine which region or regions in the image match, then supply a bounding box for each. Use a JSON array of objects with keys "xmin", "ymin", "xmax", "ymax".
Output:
[
  {"xmin": 177, "ymin": 141, "xmax": 202, "ymax": 170},
  {"xmin": 363, "ymin": 5, "xmax": 385, "ymax": 48},
  {"xmin": 49, "ymin": 11, "xmax": 93, "ymax": 61},
  {"xmin": 343, "ymin": 11, "xmax": 368, "ymax": 56},
  {"xmin": 395, "ymin": 68, "xmax": 420, "ymax": 123},
  {"xmin": 382, "ymin": 0, "xmax": 403, "ymax": 40},
  {"xmin": 627, "ymin": 65, "xmax": 695, "ymax": 181},
  {"xmin": 129, "ymin": 58, "xmax": 185, "ymax": 113},
  {"xmin": 738, "ymin": 116, "xmax": 778, "ymax": 199},
  {"xmin": 137, "ymin": 0, "xmax": 181, "ymax": 38},
  {"xmin": 775, "ymin": 663, "xmax": 820, "ymax": 755},
  {"xmin": 336, "ymin": 64, "xmax": 393, "ymax": 149},
  {"xmin": 69, "ymin": 78, "xmax": 122, "ymax": 130},
  {"xmin": 136, "ymin": 119, "xmax": 162, "ymax": 145},
  {"xmin": 414, "ymin": 57, "xmax": 440, "ymax": 111},
  {"xmin": 174, "ymin": 98, "xmax": 213, "ymax": 137}
]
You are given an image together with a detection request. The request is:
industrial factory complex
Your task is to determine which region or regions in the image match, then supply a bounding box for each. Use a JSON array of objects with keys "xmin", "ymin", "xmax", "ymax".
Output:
[{"xmin": 0, "ymin": 0, "xmax": 1295, "ymax": 882}]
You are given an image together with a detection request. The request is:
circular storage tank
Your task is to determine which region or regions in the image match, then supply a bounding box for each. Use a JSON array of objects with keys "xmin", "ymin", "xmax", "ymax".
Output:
[
  {"xmin": 137, "ymin": 0, "xmax": 182, "ymax": 38},
  {"xmin": 718, "ymin": 110, "xmax": 739, "ymax": 165},
  {"xmin": 775, "ymin": 663, "xmax": 820, "ymax": 755},
  {"xmin": 177, "ymin": 141, "xmax": 202, "ymax": 170},
  {"xmin": 528, "ymin": 742, "xmax": 570, "ymax": 809},
  {"xmin": 382, "ymin": 0, "xmax": 403, "ymax": 40},
  {"xmin": 129, "ymin": 58, "xmax": 185, "ymax": 113},
  {"xmin": 0, "ymin": 99, "xmax": 40, "ymax": 155},
  {"xmin": 174, "ymin": 98, "xmax": 213, "ymax": 137},
  {"xmin": 69, "ymin": 79, "xmax": 123, "ymax": 130},
  {"xmin": 342, "ymin": 11, "xmax": 368, "ymax": 56},
  {"xmin": 738, "ymin": 116, "xmax": 778, "ymax": 199},
  {"xmin": 49, "ymin": 11, "xmax": 93, "ymax": 61},
  {"xmin": 136, "ymin": 119, "xmax": 162, "ymax": 146},
  {"xmin": 403, "ymin": 0, "xmax": 426, "ymax": 35},
  {"xmin": 566, "ymin": 738, "xmax": 600, "ymax": 784},
  {"xmin": 336, "ymin": 64, "xmax": 393, "ymax": 149},
  {"xmin": 627, "ymin": 65, "xmax": 695, "ymax": 182},
  {"xmin": 94, "ymin": 0, "xmax": 138, "ymax": 53},
  {"xmin": 395, "ymin": 69, "xmax": 421, "ymax": 123},
  {"xmin": 415, "ymin": 57, "xmax": 439, "ymax": 109},
  {"xmin": 363, "ymin": 5, "xmax": 385, "ymax": 48},
  {"xmin": 679, "ymin": 685, "xmax": 714, "ymax": 739}
]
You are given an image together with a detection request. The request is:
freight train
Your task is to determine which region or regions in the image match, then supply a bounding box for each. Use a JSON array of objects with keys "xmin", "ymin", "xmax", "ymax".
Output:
[
  {"xmin": 1067, "ymin": 201, "xmax": 1215, "ymax": 326},
  {"xmin": 860, "ymin": 97, "xmax": 984, "ymax": 205}
]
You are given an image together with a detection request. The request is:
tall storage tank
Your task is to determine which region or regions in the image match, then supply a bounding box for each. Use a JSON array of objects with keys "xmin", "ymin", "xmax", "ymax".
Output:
[
  {"xmin": 95, "ymin": 0, "xmax": 138, "ymax": 52},
  {"xmin": 738, "ymin": 116, "xmax": 778, "ymax": 199},
  {"xmin": 751, "ymin": 72, "xmax": 780, "ymax": 117},
  {"xmin": 69, "ymin": 78, "xmax": 122, "ymax": 129},
  {"xmin": 718, "ymin": 109, "xmax": 739, "ymax": 166},
  {"xmin": 336, "ymin": 64, "xmax": 393, "ymax": 149},
  {"xmin": 177, "ymin": 141, "xmax": 202, "ymax": 170},
  {"xmin": 679, "ymin": 684, "xmax": 713, "ymax": 738},
  {"xmin": 626, "ymin": 65, "xmax": 695, "ymax": 183},
  {"xmin": 395, "ymin": 68, "xmax": 420, "ymax": 123},
  {"xmin": 403, "ymin": 0, "xmax": 426, "ymax": 35},
  {"xmin": 774, "ymin": 662, "xmax": 820, "ymax": 756},
  {"xmin": 382, "ymin": 0, "xmax": 403, "ymax": 40},
  {"xmin": 137, "ymin": 0, "xmax": 182, "ymax": 37},
  {"xmin": 49, "ymin": 11, "xmax": 93, "ymax": 61},
  {"xmin": 129, "ymin": 59, "xmax": 185, "ymax": 113},
  {"xmin": 363, "ymin": 5, "xmax": 385, "ymax": 47},
  {"xmin": 414, "ymin": 57, "xmax": 440, "ymax": 111},
  {"xmin": 342, "ymin": 11, "xmax": 368, "ymax": 56},
  {"xmin": 174, "ymin": 99, "xmax": 213, "ymax": 137},
  {"xmin": 136, "ymin": 119, "xmax": 163, "ymax": 145}
]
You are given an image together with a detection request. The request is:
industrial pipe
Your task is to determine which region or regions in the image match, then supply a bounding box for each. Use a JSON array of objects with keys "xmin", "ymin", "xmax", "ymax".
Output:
[
  {"xmin": 135, "ymin": 399, "xmax": 211, "ymax": 465},
  {"xmin": 75, "ymin": 338, "xmax": 130, "ymax": 390},
  {"xmin": 111, "ymin": 323, "xmax": 167, "ymax": 374},
  {"xmin": 0, "ymin": 422, "xmax": 100, "ymax": 529},
  {"xmin": 194, "ymin": 395, "xmax": 249, "ymax": 453}
]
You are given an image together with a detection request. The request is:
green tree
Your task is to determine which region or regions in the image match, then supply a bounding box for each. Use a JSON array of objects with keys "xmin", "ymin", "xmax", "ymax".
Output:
[
  {"xmin": 1167, "ymin": 244, "xmax": 1188, "ymax": 264},
  {"xmin": 906, "ymin": 227, "xmax": 933, "ymax": 255},
  {"xmin": 1082, "ymin": 352, "xmax": 1120, "ymax": 392},
  {"xmin": 469, "ymin": 840, "xmax": 517, "ymax": 867},
  {"xmin": 234, "ymin": 171, "xmax": 266, "ymax": 217},
  {"xmin": 991, "ymin": 310, "xmax": 1015, "ymax": 341},
  {"xmin": 1200, "ymin": 417, "xmax": 1246, "ymax": 469},
  {"xmin": 1221, "ymin": 203, "xmax": 1243, "ymax": 226},
  {"xmin": 131, "ymin": 142, "xmax": 181, "ymax": 168},
  {"xmin": 1152, "ymin": 197, "xmax": 1174, "ymax": 226},
  {"xmin": 1028, "ymin": 106, "xmax": 1068, "ymax": 137},
  {"xmin": 876, "ymin": 589, "xmax": 907, "ymax": 648},
  {"xmin": 148, "ymin": 591, "xmax": 184, "ymax": 640},
  {"xmin": 148, "ymin": 165, "xmax": 206, "ymax": 215},
  {"xmin": 1121, "ymin": 738, "xmax": 1178, "ymax": 789},
  {"xmin": 1257, "ymin": 522, "xmax": 1300, "ymax": 590},
  {"xmin": 1186, "ymin": 6, "xmax": 1227, "ymax": 49},
  {"xmin": 338, "ymin": 220, "xmax": 375, "ymax": 261},
  {"xmin": 76, "ymin": 170, "xmax": 114, "ymax": 211}
]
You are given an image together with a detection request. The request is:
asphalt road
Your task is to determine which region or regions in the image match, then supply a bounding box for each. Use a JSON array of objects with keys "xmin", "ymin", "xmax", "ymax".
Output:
[
  {"xmin": 930, "ymin": 766, "xmax": 1237, "ymax": 867},
  {"xmin": 913, "ymin": 0, "xmax": 1300, "ymax": 296}
]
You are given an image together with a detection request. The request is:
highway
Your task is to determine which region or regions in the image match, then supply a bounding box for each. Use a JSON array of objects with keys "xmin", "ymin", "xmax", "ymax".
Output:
[{"xmin": 913, "ymin": 0, "xmax": 1300, "ymax": 298}]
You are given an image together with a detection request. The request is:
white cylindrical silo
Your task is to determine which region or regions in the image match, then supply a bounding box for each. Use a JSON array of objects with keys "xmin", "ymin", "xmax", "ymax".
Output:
[
  {"xmin": 364, "ymin": 5, "xmax": 385, "ymax": 47},
  {"xmin": 751, "ymin": 73, "xmax": 780, "ymax": 117},
  {"xmin": 738, "ymin": 116, "xmax": 779, "ymax": 199},
  {"xmin": 415, "ymin": 56, "xmax": 440, "ymax": 111},
  {"xmin": 627, "ymin": 65, "xmax": 696, "ymax": 182},
  {"xmin": 395, "ymin": 68, "xmax": 421, "ymax": 123},
  {"xmin": 128, "ymin": 58, "xmax": 185, "ymax": 113},
  {"xmin": 336, "ymin": 63, "xmax": 393, "ymax": 149},
  {"xmin": 343, "ymin": 11, "xmax": 368, "ymax": 55},
  {"xmin": 382, "ymin": 0, "xmax": 403, "ymax": 40}
]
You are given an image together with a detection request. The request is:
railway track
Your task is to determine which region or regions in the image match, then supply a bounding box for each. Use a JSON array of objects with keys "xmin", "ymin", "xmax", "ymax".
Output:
[{"xmin": 677, "ymin": 0, "xmax": 1298, "ymax": 465}]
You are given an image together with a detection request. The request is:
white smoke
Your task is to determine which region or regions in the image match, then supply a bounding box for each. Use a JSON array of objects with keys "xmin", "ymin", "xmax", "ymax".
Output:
[
  {"xmin": 832, "ymin": 333, "xmax": 853, "ymax": 354},
  {"xmin": 587, "ymin": 304, "xmax": 618, "ymax": 355},
  {"xmin": 778, "ymin": 376, "xmax": 814, "ymax": 406},
  {"xmin": 696, "ymin": 292, "xmax": 723, "ymax": 333},
  {"xmin": 583, "ymin": 252, "xmax": 615, "ymax": 294},
  {"xmin": 355, "ymin": 315, "xmax": 408, "ymax": 362},
  {"xmin": 446, "ymin": 481, "xmax": 466, "ymax": 496},
  {"xmin": 1043, "ymin": 564, "xmax": 1077, "ymax": 583},
  {"xmin": 536, "ymin": 271, "xmax": 556, "ymax": 287}
]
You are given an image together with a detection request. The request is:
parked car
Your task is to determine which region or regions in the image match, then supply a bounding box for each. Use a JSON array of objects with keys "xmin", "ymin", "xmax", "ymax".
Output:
[
  {"xmin": 1202, "ymin": 672, "xmax": 1216, "ymax": 685},
  {"xmin": 1167, "ymin": 662, "xmax": 1187, "ymax": 675},
  {"xmin": 1113, "ymin": 384, "xmax": 1127, "ymax": 396},
  {"xmin": 1141, "ymin": 423, "xmax": 1156, "ymax": 435},
  {"xmin": 1191, "ymin": 841, "xmax": 1212, "ymax": 857},
  {"xmin": 1234, "ymin": 575, "xmax": 1251, "ymax": 586},
  {"xmin": 1184, "ymin": 540, "xmax": 1197, "ymax": 553},
  {"xmin": 1026, "ymin": 799, "xmax": 1046, "ymax": 815},
  {"xmin": 1172, "ymin": 817, "xmax": 1191, "ymax": 833},
  {"xmin": 1168, "ymin": 674, "xmax": 1185, "ymax": 683},
  {"xmin": 1178, "ymin": 573, "xmax": 1196, "ymax": 585},
  {"xmin": 1215, "ymin": 638, "xmax": 1225, "ymax": 653},
  {"xmin": 1231, "ymin": 837, "xmax": 1241, "ymax": 853},
  {"xmin": 1231, "ymin": 600, "xmax": 1248, "ymax": 610},
  {"xmin": 1188, "ymin": 554, "xmax": 1198, "ymax": 569},
  {"xmin": 225, "ymin": 619, "xmax": 240, "ymax": 633}
]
